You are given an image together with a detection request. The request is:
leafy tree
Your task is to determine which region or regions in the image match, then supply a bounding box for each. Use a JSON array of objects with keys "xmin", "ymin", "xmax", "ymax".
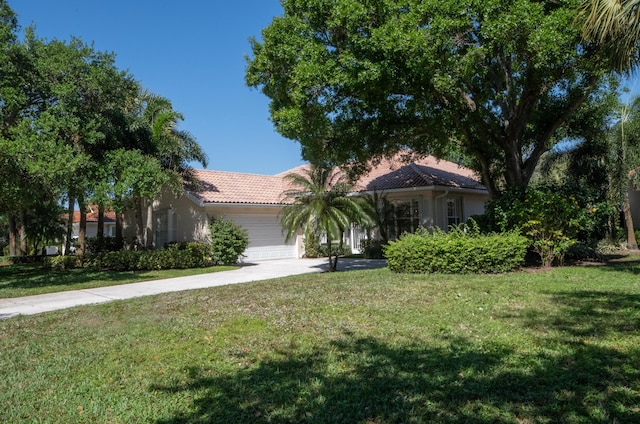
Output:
[
  {"xmin": 247, "ymin": 0, "xmax": 616, "ymax": 198},
  {"xmin": 94, "ymin": 148, "xmax": 170, "ymax": 249},
  {"xmin": 580, "ymin": 0, "xmax": 640, "ymax": 72},
  {"xmin": 537, "ymin": 95, "xmax": 640, "ymax": 249},
  {"xmin": 124, "ymin": 90, "xmax": 208, "ymax": 247},
  {"xmin": 280, "ymin": 164, "xmax": 372, "ymax": 271}
]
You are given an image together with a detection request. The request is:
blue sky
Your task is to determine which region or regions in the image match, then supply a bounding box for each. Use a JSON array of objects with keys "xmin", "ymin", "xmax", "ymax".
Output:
[{"xmin": 11, "ymin": 1, "xmax": 306, "ymax": 175}]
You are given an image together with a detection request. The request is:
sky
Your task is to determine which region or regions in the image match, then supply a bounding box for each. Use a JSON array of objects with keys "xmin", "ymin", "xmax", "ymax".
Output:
[{"xmin": 11, "ymin": 0, "xmax": 306, "ymax": 175}]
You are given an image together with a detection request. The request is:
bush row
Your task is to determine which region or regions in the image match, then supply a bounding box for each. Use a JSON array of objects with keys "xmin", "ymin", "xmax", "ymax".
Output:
[
  {"xmin": 385, "ymin": 227, "xmax": 529, "ymax": 274},
  {"xmin": 44, "ymin": 242, "xmax": 213, "ymax": 271}
]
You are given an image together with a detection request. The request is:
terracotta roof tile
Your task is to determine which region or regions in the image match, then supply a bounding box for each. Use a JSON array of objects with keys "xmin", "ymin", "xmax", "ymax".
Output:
[
  {"xmin": 189, "ymin": 155, "xmax": 485, "ymax": 205},
  {"xmin": 70, "ymin": 207, "xmax": 117, "ymax": 223},
  {"xmin": 189, "ymin": 169, "xmax": 292, "ymax": 205}
]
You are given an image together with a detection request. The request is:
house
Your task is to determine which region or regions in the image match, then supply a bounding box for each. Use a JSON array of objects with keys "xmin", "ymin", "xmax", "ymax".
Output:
[
  {"xmin": 69, "ymin": 206, "xmax": 118, "ymax": 240},
  {"xmin": 132, "ymin": 154, "xmax": 490, "ymax": 261}
]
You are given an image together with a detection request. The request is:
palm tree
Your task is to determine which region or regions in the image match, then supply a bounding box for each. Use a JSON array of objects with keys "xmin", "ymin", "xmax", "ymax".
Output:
[
  {"xmin": 610, "ymin": 98, "xmax": 640, "ymax": 249},
  {"xmin": 280, "ymin": 165, "xmax": 372, "ymax": 272},
  {"xmin": 360, "ymin": 190, "xmax": 395, "ymax": 244},
  {"xmin": 581, "ymin": 0, "xmax": 640, "ymax": 72},
  {"xmin": 126, "ymin": 90, "xmax": 209, "ymax": 247}
]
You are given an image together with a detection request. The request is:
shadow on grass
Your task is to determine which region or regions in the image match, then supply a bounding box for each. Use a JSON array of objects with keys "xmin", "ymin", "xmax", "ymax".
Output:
[
  {"xmin": 0, "ymin": 263, "xmax": 143, "ymax": 292},
  {"xmin": 153, "ymin": 334, "xmax": 640, "ymax": 422}
]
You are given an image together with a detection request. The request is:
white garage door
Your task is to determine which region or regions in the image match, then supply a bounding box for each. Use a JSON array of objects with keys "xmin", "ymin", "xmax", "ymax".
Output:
[{"xmin": 229, "ymin": 213, "xmax": 297, "ymax": 261}]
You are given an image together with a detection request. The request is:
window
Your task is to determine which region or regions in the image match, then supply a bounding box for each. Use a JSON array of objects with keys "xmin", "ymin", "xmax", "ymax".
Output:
[
  {"xmin": 388, "ymin": 199, "xmax": 420, "ymax": 239},
  {"xmin": 155, "ymin": 209, "xmax": 177, "ymax": 248},
  {"xmin": 446, "ymin": 198, "xmax": 462, "ymax": 227}
]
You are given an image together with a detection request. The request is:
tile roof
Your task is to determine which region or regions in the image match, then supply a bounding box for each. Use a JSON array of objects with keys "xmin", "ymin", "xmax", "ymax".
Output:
[
  {"xmin": 70, "ymin": 207, "xmax": 117, "ymax": 223},
  {"xmin": 352, "ymin": 156, "xmax": 485, "ymax": 192},
  {"xmin": 188, "ymin": 155, "xmax": 485, "ymax": 205},
  {"xmin": 189, "ymin": 169, "xmax": 292, "ymax": 205}
]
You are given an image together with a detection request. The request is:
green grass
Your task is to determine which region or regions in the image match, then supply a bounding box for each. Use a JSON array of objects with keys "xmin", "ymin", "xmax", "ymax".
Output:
[
  {"xmin": 0, "ymin": 264, "xmax": 238, "ymax": 298},
  {"xmin": 1, "ymin": 259, "xmax": 640, "ymax": 423}
]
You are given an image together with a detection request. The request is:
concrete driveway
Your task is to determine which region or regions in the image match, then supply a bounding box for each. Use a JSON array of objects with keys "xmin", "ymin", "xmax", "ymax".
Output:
[{"xmin": 0, "ymin": 258, "xmax": 387, "ymax": 319}]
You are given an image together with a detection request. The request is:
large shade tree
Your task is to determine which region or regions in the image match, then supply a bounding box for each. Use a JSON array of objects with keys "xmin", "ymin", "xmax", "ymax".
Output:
[
  {"xmin": 280, "ymin": 164, "xmax": 371, "ymax": 271},
  {"xmin": 247, "ymin": 0, "xmax": 617, "ymax": 198}
]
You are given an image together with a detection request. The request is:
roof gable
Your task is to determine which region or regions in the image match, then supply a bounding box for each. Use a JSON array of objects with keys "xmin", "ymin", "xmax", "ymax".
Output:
[{"xmin": 188, "ymin": 155, "xmax": 485, "ymax": 205}]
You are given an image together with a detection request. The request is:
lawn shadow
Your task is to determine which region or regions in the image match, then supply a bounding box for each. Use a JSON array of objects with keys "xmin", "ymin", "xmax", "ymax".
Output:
[
  {"xmin": 312, "ymin": 258, "xmax": 388, "ymax": 273},
  {"xmin": 0, "ymin": 263, "xmax": 147, "ymax": 292},
  {"xmin": 152, "ymin": 330, "xmax": 640, "ymax": 423},
  {"xmin": 521, "ymin": 289, "xmax": 640, "ymax": 340},
  {"xmin": 597, "ymin": 257, "xmax": 640, "ymax": 275}
]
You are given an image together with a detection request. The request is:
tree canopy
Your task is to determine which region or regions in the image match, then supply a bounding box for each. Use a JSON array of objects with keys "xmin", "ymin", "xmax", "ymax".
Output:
[
  {"xmin": 246, "ymin": 0, "xmax": 618, "ymax": 197},
  {"xmin": 0, "ymin": 1, "xmax": 206, "ymax": 255}
]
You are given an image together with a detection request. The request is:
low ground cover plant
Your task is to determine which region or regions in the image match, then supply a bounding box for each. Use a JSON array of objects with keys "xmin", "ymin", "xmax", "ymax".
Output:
[
  {"xmin": 385, "ymin": 225, "xmax": 529, "ymax": 273},
  {"xmin": 1, "ymin": 259, "xmax": 639, "ymax": 422}
]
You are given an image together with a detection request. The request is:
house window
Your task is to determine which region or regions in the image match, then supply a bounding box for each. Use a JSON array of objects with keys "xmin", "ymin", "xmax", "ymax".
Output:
[
  {"xmin": 389, "ymin": 199, "xmax": 420, "ymax": 239},
  {"xmin": 447, "ymin": 198, "xmax": 462, "ymax": 228},
  {"xmin": 155, "ymin": 209, "xmax": 177, "ymax": 248}
]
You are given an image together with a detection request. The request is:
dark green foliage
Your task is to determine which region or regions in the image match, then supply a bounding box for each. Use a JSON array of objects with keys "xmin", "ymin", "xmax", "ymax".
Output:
[
  {"xmin": 208, "ymin": 217, "xmax": 249, "ymax": 265},
  {"xmin": 84, "ymin": 236, "xmax": 122, "ymax": 254},
  {"xmin": 316, "ymin": 243, "xmax": 352, "ymax": 258},
  {"xmin": 246, "ymin": 0, "xmax": 616, "ymax": 197},
  {"xmin": 359, "ymin": 239, "xmax": 386, "ymax": 259},
  {"xmin": 85, "ymin": 242, "xmax": 212, "ymax": 271},
  {"xmin": 479, "ymin": 184, "xmax": 613, "ymax": 266},
  {"xmin": 43, "ymin": 255, "xmax": 81, "ymax": 270},
  {"xmin": 385, "ymin": 227, "xmax": 528, "ymax": 274}
]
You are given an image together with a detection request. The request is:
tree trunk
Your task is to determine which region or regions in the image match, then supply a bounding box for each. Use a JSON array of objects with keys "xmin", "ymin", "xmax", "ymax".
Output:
[
  {"xmin": 8, "ymin": 213, "xmax": 17, "ymax": 256},
  {"xmin": 115, "ymin": 209, "xmax": 124, "ymax": 250},
  {"xmin": 145, "ymin": 201, "xmax": 154, "ymax": 249},
  {"xmin": 333, "ymin": 230, "xmax": 344, "ymax": 271},
  {"xmin": 622, "ymin": 192, "xmax": 638, "ymax": 249},
  {"xmin": 65, "ymin": 195, "xmax": 75, "ymax": 256},
  {"xmin": 327, "ymin": 236, "xmax": 335, "ymax": 272},
  {"xmin": 134, "ymin": 196, "xmax": 144, "ymax": 249},
  {"xmin": 97, "ymin": 204, "xmax": 105, "ymax": 241},
  {"xmin": 78, "ymin": 197, "xmax": 86, "ymax": 256},
  {"xmin": 19, "ymin": 209, "xmax": 27, "ymax": 256}
]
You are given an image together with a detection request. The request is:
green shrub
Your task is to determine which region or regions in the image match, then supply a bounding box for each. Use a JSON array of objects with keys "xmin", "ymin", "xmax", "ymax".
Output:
[
  {"xmin": 385, "ymin": 226, "xmax": 528, "ymax": 274},
  {"xmin": 84, "ymin": 236, "xmax": 122, "ymax": 254},
  {"xmin": 94, "ymin": 250, "xmax": 142, "ymax": 271},
  {"xmin": 166, "ymin": 242, "xmax": 213, "ymax": 268},
  {"xmin": 43, "ymin": 255, "xmax": 82, "ymax": 270},
  {"xmin": 359, "ymin": 239, "xmax": 386, "ymax": 259},
  {"xmin": 303, "ymin": 232, "xmax": 321, "ymax": 258},
  {"xmin": 316, "ymin": 243, "xmax": 352, "ymax": 258},
  {"xmin": 479, "ymin": 184, "xmax": 612, "ymax": 266},
  {"xmin": 209, "ymin": 217, "xmax": 249, "ymax": 265},
  {"xmin": 88, "ymin": 242, "xmax": 213, "ymax": 271}
]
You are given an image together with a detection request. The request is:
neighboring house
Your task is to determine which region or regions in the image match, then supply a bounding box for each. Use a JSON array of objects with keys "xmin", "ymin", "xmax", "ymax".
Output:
[
  {"xmin": 69, "ymin": 207, "xmax": 118, "ymax": 239},
  {"xmin": 138, "ymin": 154, "xmax": 490, "ymax": 261}
]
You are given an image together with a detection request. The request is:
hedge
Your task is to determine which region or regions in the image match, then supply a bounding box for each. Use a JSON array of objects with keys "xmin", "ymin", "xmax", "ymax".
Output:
[
  {"xmin": 385, "ymin": 227, "xmax": 528, "ymax": 274},
  {"xmin": 85, "ymin": 242, "xmax": 213, "ymax": 271}
]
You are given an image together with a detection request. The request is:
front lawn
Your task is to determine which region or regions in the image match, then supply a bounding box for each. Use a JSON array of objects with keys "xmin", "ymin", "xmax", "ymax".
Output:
[
  {"xmin": 0, "ymin": 263, "xmax": 237, "ymax": 298},
  {"xmin": 1, "ymin": 260, "xmax": 640, "ymax": 423}
]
